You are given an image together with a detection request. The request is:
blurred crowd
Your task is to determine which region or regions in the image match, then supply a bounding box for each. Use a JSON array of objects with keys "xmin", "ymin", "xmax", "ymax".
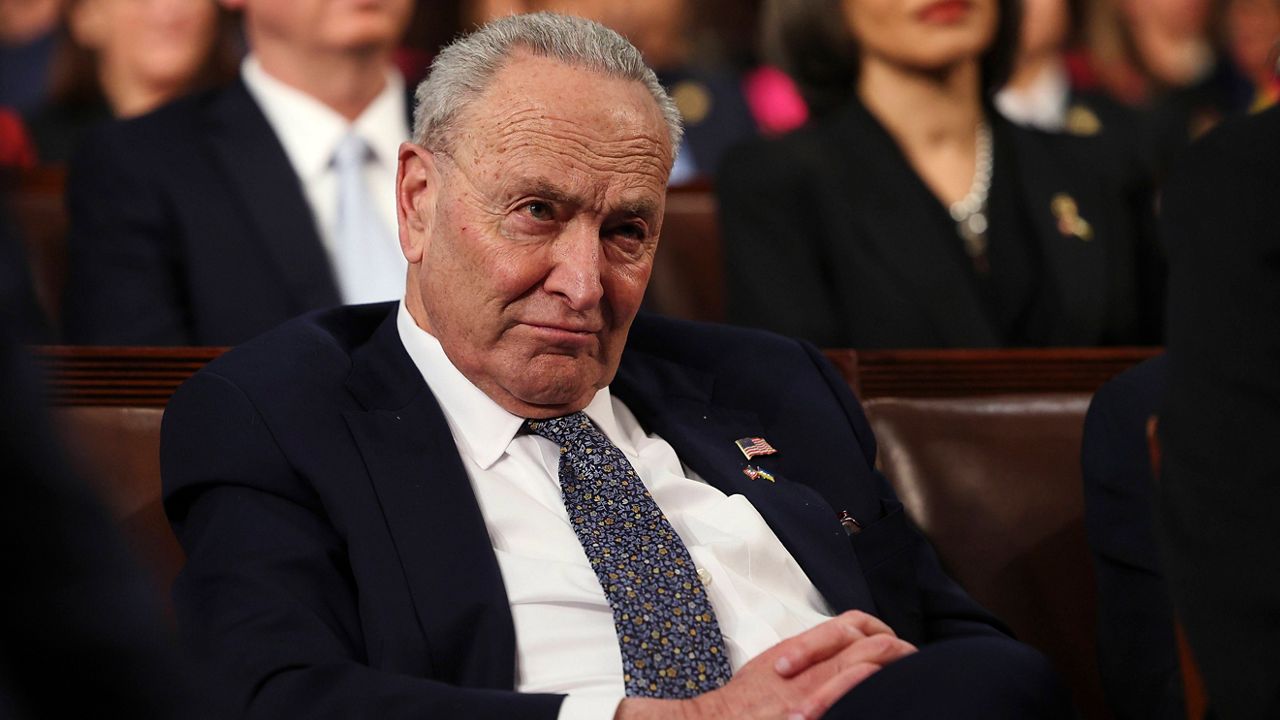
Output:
[{"xmin": 0, "ymin": 0, "xmax": 1278, "ymax": 347}]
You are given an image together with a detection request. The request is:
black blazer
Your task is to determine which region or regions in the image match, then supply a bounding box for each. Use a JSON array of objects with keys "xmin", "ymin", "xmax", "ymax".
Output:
[
  {"xmin": 717, "ymin": 97, "xmax": 1163, "ymax": 349},
  {"xmin": 161, "ymin": 304, "xmax": 1009, "ymax": 719},
  {"xmin": 62, "ymin": 80, "xmax": 344, "ymax": 346},
  {"xmin": 1158, "ymin": 105, "xmax": 1280, "ymax": 719}
]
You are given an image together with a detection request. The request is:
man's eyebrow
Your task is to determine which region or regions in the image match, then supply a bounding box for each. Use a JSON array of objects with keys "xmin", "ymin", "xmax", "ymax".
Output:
[{"xmin": 517, "ymin": 180, "xmax": 578, "ymax": 207}]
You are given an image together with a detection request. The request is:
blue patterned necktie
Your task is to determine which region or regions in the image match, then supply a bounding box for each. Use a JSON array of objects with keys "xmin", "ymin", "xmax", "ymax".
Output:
[{"xmin": 524, "ymin": 412, "xmax": 733, "ymax": 698}]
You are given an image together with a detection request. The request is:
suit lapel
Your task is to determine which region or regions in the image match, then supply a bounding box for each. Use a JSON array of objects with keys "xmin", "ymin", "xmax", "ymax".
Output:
[
  {"xmin": 204, "ymin": 80, "xmax": 341, "ymax": 311},
  {"xmin": 613, "ymin": 347, "xmax": 876, "ymax": 615},
  {"xmin": 1004, "ymin": 124, "xmax": 1111, "ymax": 344},
  {"xmin": 342, "ymin": 314, "xmax": 516, "ymax": 689},
  {"xmin": 820, "ymin": 100, "xmax": 1001, "ymax": 346}
]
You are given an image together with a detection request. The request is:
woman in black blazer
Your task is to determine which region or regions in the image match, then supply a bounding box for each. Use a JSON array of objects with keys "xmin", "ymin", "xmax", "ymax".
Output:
[{"xmin": 717, "ymin": 0, "xmax": 1162, "ymax": 349}]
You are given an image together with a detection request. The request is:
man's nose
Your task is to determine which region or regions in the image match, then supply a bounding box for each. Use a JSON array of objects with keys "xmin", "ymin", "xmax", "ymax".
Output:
[{"xmin": 544, "ymin": 224, "xmax": 605, "ymax": 311}]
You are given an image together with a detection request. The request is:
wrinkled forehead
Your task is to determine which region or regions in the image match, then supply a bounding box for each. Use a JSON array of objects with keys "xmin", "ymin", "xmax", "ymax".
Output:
[{"xmin": 444, "ymin": 54, "xmax": 673, "ymax": 208}]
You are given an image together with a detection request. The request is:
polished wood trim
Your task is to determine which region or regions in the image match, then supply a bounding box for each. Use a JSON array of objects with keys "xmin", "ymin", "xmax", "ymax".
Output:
[
  {"xmin": 34, "ymin": 345, "xmax": 1161, "ymax": 407},
  {"xmin": 34, "ymin": 346, "xmax": 225, "ymax": 407},
  {"xmin": 828, "ymin": 347, "xmax": 1162, "ymax": 398}
]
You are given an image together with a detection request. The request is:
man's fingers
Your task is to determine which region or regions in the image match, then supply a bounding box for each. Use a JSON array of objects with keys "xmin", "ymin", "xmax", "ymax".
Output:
[
  {"xmin": 771, "ymin": 614, "xmax": 867, "ymax": 677},
  {"xmin": 785, "ymin": 634, "xmax": 919, "ymax": 719},
  {"xmin": 842, "ymin": 610, "xmax": 896, "ymax": 639},
  {"xmin": 789, "ymin": 661, "xmax": 883, "ymax": 720}
]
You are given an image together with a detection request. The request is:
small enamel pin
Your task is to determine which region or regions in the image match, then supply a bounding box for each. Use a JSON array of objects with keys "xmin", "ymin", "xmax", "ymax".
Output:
[
  {"xmin": 735, "ymin": 437, "xmax": 777, "ymax": 460},
  {"xmin": 743, "ymin": 465, "xmax": 776, "ymax": 482},
  {"xmin": 837, "ymin": 510, "xmax": 862, "ymax": 536},
  {"xmin": 1051, "ymin": 193, "xmax": 1094, "ymax": 241}
]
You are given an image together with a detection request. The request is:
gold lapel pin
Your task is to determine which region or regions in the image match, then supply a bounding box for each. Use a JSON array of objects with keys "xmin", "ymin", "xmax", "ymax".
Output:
[
  {"xmin": 742, "ymin": 465, "xmax": 775, "ymax": 482},
  {"xmin": 1065, "ymin": 105, "xmax": 1102, "ymax": 136},
  {"xmin": 1051, "ymin": 193, "xmax": 1094, "ymax": 241}
]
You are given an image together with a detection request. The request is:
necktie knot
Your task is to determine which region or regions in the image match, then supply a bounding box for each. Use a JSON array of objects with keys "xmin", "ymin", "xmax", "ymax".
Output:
[
  {"xmin": 332, "ymin": 131, "xmax": 371, "ymax": 171},
  {"xmin": 524, "ymin": 411, "xmax": 592, "ymax": 446}
]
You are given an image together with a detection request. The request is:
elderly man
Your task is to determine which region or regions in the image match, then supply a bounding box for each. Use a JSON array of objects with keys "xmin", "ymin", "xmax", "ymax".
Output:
[{"xmin": 162, "ymin": 13, "xmax": 1070, "ymax": 720}]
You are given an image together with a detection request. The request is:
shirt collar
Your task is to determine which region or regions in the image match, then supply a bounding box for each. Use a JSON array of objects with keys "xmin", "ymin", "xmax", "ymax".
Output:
[
  {"xmin": 396, "ymin": 301, "xmax": 623, "ymax": 469},
  {"xmin": 240, "ymin": 54, "xmax": 409, "ymax": 181}
]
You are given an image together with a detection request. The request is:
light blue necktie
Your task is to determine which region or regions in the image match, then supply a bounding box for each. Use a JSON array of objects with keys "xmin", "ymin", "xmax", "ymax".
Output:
[
  {"xmin": 330, "ymin": 132, "xmax": 405, "ymax": 304},
  {"xmin": 525, "ymin": 412, "xmax": 733, "ymax": 698}
]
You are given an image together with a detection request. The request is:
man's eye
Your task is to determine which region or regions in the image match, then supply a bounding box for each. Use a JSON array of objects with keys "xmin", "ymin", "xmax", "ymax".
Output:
[{"xmin": 525, "ymin": 202, "xmax": 554, "ymax": 221}]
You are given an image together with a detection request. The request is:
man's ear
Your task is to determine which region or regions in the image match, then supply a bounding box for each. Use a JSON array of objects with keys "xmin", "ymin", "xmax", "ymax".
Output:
[{"xmin": 396, "ymin": 142, "xmax": 441, "ymax": 264}]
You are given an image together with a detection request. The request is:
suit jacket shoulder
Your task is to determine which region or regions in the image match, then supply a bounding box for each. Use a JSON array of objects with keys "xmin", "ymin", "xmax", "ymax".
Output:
[{"xmin": 63, "ymin": 81, "xmax": 339, "ymax": 346}]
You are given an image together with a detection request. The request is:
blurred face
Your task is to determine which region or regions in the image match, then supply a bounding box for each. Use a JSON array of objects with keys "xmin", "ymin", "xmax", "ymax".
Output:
[
  {"xmin": 843, "ymin": 0, "xmax": 999, "ymax": 72},
  {"xmin": 71, "ymin": 0, "xmax": 219, "ymax": 94},
  {"xmin": 224, "ymin": 0, "xmax": 411, "ymax": 56},
  {"xmin": 1225, "ymin": 0, "xmax": 1280, "ymax": 85},
  {"xmin": 1019, "ymin": 0, "xmax": 1070, "ymax": 57},
  {"xmin": 1120, "ymin": 0, "xmax": 1212, "ymax": 38},
  {"xmin": 526, "ymin": 0, "xmax": 689, "ymax": 67},
  {"xmin": 396, "ymin": 54, "xmax": 673, "ymax": 418}
]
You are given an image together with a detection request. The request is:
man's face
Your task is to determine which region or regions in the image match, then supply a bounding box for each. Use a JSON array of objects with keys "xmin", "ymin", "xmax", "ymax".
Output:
[
  {"xmin": 398, "ymin": 54, "xmax": 673, "ymax": 419},
  {"xmin": 225, "ymin": 0, "xmax": 411, "ymax": 55}
]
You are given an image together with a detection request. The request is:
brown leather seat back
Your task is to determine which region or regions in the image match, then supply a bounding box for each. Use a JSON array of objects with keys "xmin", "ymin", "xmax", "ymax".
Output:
[
  {"xmin": 51, "ymin": 406, "xmax": 183, "ymax": 605},
  {"xmin": 647, "ymin": 188, "xmax": 723, "ymax": 322},
  {"xmin": 863, "ymin": 393, "xmax": 1105, "ymax": 716}
]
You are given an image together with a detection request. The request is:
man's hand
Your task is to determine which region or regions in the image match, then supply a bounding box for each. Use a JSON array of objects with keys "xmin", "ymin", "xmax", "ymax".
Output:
[{"xmin": 615, "ymin": 610, "xmax": 917, "ymax": 720}]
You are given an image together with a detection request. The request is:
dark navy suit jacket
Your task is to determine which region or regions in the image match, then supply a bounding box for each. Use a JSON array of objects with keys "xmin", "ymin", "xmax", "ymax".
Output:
[
  {"xmin": 161, "ymin": 304, "xmax": 1006, "ymax": 719},
  {"xmin": 63, "ymin": 80, "xmax": 343, "ymax": 346}
]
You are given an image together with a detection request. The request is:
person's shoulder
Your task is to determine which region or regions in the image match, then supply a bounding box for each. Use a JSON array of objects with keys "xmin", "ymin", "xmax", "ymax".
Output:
[
  {"xmin": 626, "ymin": 313, "xmax": 814, "ymax": 370},
  {"xmin": 716, "ymin": 115, "xmax": 830, "ymax": 185},
  {"xmin": 72, "ymin": 84, "xmax": 229, "ymax": 165},
  {"xmin": 195, "ymin": 302, "xmax": 395, "ymax": 401},
  {"xmin": 1170, "ymin": 106, "xmax": 1280, "ymax": 184}
]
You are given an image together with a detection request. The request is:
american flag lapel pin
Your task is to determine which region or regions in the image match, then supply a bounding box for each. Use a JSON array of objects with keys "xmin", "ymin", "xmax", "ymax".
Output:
[
  {"xmin": 742, "ymin": 465, "xmax": 776, "ymax": 482},
  {"xmin": 735, "ymin": 436, "xmax": 777, "ymax": 460}
]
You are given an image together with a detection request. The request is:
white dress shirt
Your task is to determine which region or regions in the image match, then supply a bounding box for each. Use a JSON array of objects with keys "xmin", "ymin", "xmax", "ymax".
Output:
[
  {"xmin": 241, "ymin": 55, "xmax": 409, "ymax": 302},
  {"xmin": 995, "ymin": 60, "xmax": 1071, "ymax": 132},
  {"xmin": 396, "ymin": 303, "xmax": 834, "ymax": 720}
]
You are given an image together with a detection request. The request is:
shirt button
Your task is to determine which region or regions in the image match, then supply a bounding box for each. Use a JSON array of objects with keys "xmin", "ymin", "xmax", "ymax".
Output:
[{"xmin": 696, "ymin": 567, "xmax": 711, "ymax": 587}]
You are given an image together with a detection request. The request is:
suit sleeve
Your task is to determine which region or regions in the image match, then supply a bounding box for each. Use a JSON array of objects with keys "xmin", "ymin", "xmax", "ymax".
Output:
[
  {"xmin": 1157, "ymin": 111, "xmax": 1280, "ymax": 719},
  {"xmin": 717, "ymin": 140, "xmax": 846, "ymax": 347},
  {"xmin": 161, "ymin": 371, "xmax": 565, "ymax": 720},
  {"xmin": 798, "ymin": 340, "xmax": 1011, "ymax": 643},
  {"xmin": 63, "ymin": 124, "xmax": 193, "ymax": 345}
]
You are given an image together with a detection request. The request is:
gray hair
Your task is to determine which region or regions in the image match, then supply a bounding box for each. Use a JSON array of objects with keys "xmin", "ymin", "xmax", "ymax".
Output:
[{"xmin": 412, "ymin": 12, "xmax": 684, "ymax": 152}]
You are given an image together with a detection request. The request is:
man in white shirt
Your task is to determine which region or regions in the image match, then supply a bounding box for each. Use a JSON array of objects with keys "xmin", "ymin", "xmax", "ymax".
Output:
[
  {"xmin": 161, "ymin": 12, "xmax": 1073, "ymax": 720},
  {"xmin": 64, "ymin": 0, "xmax": 413, "ymax": 345}
]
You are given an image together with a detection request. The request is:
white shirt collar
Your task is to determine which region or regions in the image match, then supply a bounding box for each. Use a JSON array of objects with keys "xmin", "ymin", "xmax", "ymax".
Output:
[
  {"xmin": 395, "ymin": 301, "xmax": 624, "ymax": 470},
  {"xmin": 240, "ymin": 54, "xmax": 408, "ymax": 181},
  {"xmin": 994, "ymin": 59, "xmax": 1070, "ymax": 132}
]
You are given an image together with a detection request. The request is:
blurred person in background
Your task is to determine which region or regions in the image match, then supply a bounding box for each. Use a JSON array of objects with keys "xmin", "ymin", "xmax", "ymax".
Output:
[
  {"xmin": 1223, "ymin": 0, "xmax": 1280, "ymax": 111},
  {"xmin": 0, "ymin": 0, "xmax": 63, "ymax": 115},
  {"xmin": 1083, "ymin": 0, "xmax": 1251, "ymax": 174},
  {"xmin": 470, "ymin": 0, "xmax": 763, "ymax": 185},
  {"xmin": 1158, "ymin": 102, "xmax": 1280, "ymax": 720},
  {"xmin": 25, "ymin": 0, "xmax": 238, "ymax": 163},
  {"xmin": 717, "ymin": 0, "xmax": 1162, "ymax": 349},
  {"xmin": 996, "ymin": 0, "xmax": 1138, "ymax": 137},
  {"xmin": 62, "ymin": 0, "xmax": 414, "ymax": 346}
]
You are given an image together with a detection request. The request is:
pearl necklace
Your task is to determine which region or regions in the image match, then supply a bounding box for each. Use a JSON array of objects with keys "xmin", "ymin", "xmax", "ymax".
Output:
[{"xmin": 948, "ymin": 120, "xmax": 993, "ymax": 268}]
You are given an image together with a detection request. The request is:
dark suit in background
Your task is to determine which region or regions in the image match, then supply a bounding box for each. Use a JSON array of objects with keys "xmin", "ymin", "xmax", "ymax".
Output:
[
  {"xmin": 1158, "ymin": 105, "xmax": 1280, "ymax": 719},
  {"xmin": 161, "ymin": 303, "xmax": 1069, "ymax": 718},
  {"xmin": 1082, "ymin": 355, "xmax": 1184, "ymax": 720},
  {"xmin": 62, "ymin": 80, "xmax": 342, "ymax": 346},
  {"xmin": 717, "ymin": 97, "xmax": 1163, "ymax": 349}
]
